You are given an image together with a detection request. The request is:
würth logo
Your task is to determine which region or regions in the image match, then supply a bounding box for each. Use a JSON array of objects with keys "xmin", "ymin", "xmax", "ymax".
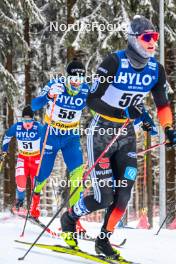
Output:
[{"xmin": 99, "ymin": 157, "xmax": 110, "ymax": 169}]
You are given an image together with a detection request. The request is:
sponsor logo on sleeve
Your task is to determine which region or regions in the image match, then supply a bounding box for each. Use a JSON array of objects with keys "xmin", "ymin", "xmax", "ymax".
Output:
[
  {"xmin": 124, "ymin": 166, "xmax": 137, "ymax": 181},
  {"xmin": 90, "ymin": 79, "xmax": 99, "ymax": 93},
  {"xmin": 121, "ymin": 59, "xmax": 129, "ymax": 68}
]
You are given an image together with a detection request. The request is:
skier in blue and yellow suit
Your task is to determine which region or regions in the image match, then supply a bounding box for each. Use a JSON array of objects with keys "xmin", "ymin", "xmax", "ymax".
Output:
[{"xmin": 30, "ymin": 59, "xmax": 89, "ymax": 218}]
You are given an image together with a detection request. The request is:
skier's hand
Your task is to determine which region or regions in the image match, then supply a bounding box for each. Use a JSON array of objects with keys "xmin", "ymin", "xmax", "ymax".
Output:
[
  {"xmin": 124, "ymin": 103, "xmax": 144, "ymax": 119},
  {"xmin": 141, "ymin": 111, "xmax": 158, "ymax": 136},
  {"xmin": 48, "ymin": 83, "xmax": 65, "ymax": 99},
  {"xmin": 165, "ymin": 127, "xmax": 176, "ymax": 147}
]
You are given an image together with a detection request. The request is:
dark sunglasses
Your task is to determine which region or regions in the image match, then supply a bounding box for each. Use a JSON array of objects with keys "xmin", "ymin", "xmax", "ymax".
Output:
[
  {"xmin": 129, "ymin": 32, "xmax": 159, "ymax": 42},
  {"xmin": 139, "ymin": 32, "xmax": 159, "ymax": 42},
  {"xmin": 22, "ymin": 118, "xmax": 34, "ymax": 123}
]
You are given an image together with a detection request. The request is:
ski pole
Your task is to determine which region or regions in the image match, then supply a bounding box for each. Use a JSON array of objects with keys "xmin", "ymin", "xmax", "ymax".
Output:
[
  {"xmin": 155, "ymin": 214, "xmax": 170, "ymax": 235},
  {"xmin": 18, "ymin": 118, "xmax": 130, "ymax": 260},
  {"xmin": 155, "ymin": 201, "xmax": 176, "ymax": 235},
  {"xmin": 20, "ymin": 96, "xmax": 57, "ymax": 237},
  {"xmin": 137, "ymin": 140, "xmax": 166, "ymax": 156},
  {"xmin": 83, "ymin": 118, "xmax": 130, "ymax": 181}
]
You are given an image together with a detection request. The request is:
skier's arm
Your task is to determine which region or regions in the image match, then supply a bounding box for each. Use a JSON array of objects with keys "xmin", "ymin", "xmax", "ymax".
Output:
[
  {"xmin": 87, "ymin": 54, "xmax": 125, "ymax": 118},
  {"xmin": 152, "ymin": 63, "xmax": 176, "ymax": 146},
  {"xmin": 31, "ymin": 85, "xmax": 51, "ymax": 111},
  {"xmin": 151, "ymin": 63, "xmax": 173, "ymax": 129},
  {"xmin": 37, "ymin": 122, "xmax": 44, "ymax": 135},
  {"xmin": 32, "ymin": 81, "xmax": 65, "ymax": 111},
  {"xmin": 2, "ymin": 124, "xmax": 17, "ymax": 152}
]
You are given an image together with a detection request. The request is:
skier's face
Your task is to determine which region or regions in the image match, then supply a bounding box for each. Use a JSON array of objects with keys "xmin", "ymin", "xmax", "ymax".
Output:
[
  {"xmin": 68, "ymin": 75, "xmax": 84, "ymax": 88},
  {"xmin": 65, "ymin": 75, "xmax": 84, "ymax": 96},
  {"xmin": 137, "ymin": 31, "xmax": 159, "ymax": 54},
  {"xmin": 22, "ymin": 116, "xmax": 34, "ymax": 130}
]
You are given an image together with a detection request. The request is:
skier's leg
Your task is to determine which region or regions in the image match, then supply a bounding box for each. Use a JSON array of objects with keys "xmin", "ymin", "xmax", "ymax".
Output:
[
  {"xmin": 72, "ymin": 115, "xmax": 116, "ymax": 216},
  {"xmin": 14, "ymin": 155, "xmax": 28, "ymax": 209},
  {"xmin": 102, "ymin": 132, "xmax": 137, "ymax": 233},
  {"xmin": 61, "ymin": 133, "xmax": 88, "ymax": 236},
  {"xmin": 60, "ymin": 133, "xmax": 84, "ymax": 246},
  {"xmin": 62, "ymin": 134, "xmax": 84, "ymax": 207},
  {"xmin": 29, "ymin": 154, "xmax": 40, "ymax": 190},
  {"xmin": 95, "ymin": 125, "xmax": 137, "ymax": 258},
  {"xmin": 95, "ymin": 125, "xmax": 137, "ymax": 259},
  {"xmin": 30, "ymin": 126, "xmax": 60, "ymax": 218},
  {"xmin": 60, "ymin": 116, "xmax": 117, "ymax": 248}
]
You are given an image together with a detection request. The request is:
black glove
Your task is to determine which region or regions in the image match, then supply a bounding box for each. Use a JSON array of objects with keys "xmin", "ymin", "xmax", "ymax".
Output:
[
  {"xmin": 165, "ymin": 127, "xmax": 176, "ymax": 147},
  {"xmin": 141, "ymin": 111, "xmax": 158, "ymax": 135},
  {"xmin": 124, "ymin": 104, "xmax": 144, "ymax": 119}
]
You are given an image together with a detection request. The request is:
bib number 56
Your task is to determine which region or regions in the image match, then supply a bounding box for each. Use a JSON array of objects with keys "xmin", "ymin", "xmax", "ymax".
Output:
[{"xmin": 119, "ymin": 93, "xmax": 143, "ymax": 108}]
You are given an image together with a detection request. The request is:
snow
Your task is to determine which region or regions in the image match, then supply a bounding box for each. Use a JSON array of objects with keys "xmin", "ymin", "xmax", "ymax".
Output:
[{"xmin": 0, "ymin": 212, "xmax": 176, "ymax": 264}]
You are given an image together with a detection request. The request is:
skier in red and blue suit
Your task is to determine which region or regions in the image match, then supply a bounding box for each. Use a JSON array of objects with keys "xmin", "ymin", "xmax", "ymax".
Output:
[{"xmin": 1, "ymin": 105, "xmax": 42, "ymax": 211}]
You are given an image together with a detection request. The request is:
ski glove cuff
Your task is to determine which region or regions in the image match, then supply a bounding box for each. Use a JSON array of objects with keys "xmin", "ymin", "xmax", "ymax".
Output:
[{"xmin": 165, "ymin": 127, "xmax": 176, "ymax": 147}]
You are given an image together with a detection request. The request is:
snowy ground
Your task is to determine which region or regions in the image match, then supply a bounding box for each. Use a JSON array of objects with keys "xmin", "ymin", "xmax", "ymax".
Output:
[{"xmin": 0, "ymin": 212, "xmax": 176, "ymax": 264}]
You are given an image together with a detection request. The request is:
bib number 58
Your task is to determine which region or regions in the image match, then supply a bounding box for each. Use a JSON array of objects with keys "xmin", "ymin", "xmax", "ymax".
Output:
[{"xmin": 58, "ymin": 109, "xmax": 76, "ymax": 120}]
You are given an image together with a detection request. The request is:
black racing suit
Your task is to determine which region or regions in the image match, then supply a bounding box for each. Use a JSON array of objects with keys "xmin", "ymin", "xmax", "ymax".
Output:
[{"xmin": 73, "ymin": 51, "xmax": 169, "ymax": 232}]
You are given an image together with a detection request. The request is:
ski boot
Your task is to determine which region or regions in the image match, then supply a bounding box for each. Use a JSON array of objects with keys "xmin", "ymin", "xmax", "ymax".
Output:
[
  {"xmin": 95, "ymin": 229, "xmax": 131, "ymax": 263},
  {"xmin": 11, "ymin": 199, "xmax": 26, "ymax": 216},
  {"xmin": 60, "ymin": 210, "xmax": 79, "ymax": 249},
  {"xmin": 30, "ymin": 193, "xmax": 40, "ymax": 219},
  {"xmin": 15, "ymin": 199, "xmax": 24, "ymax": 209}
]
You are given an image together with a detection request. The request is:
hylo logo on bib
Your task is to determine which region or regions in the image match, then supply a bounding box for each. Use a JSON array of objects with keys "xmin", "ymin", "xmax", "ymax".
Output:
[{"xmin": 117, "ymin": 72, "xmax": 152, "ymax": 86}]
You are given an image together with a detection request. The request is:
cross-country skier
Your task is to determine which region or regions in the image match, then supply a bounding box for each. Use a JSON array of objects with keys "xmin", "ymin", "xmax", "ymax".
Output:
[
  {"xmin": 31, "ymin": 59, "xmax": 89, "ymax": 226},
  {"xmin": 60, "ymin": 15, "xmax": 176, "ymax": 261},
  {"xmin": 1, "ymin": 105, "xmax": 42, "ymax": 212}
]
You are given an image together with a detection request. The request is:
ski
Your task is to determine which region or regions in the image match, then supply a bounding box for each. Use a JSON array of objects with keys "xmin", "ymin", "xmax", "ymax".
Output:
[
  {"xmin": 19, "ymin": 214, "xmax": 60, "ymax": 238},
  {"xmin": 111, "ymin": 239, "xmax": 127, "ymax": 248},
  {"xmin": 24, "ymin": 216, "xmax": 126, "ymax": 248},
  {"xmin": 13, "ymin": 210, "xmax": 126, "ymax": 250},
  {"xmin": 15, "ymin": 240, "xmax": 118, "ymax": 263},
  {"xmin": 15, "ymin": 211, "xmax": 127, "ymax": 249},
  {"xmin": 11, "ymin": 209, "xmax": 60, "ymax": 238}
]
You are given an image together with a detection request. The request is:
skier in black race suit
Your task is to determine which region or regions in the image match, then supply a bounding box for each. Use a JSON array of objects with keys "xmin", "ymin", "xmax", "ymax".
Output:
[{"xmin": 60, "ymin": 15, "xmax": 176, "ymax": 260}]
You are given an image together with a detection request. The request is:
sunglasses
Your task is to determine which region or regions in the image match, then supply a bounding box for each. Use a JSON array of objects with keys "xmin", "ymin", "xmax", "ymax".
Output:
[
  {"xmin": 139, "ymin": 32, "xmax": 159, "ymax": 42},
  {"xmin": 22, "ymin": 119, "xmax": 34, "ymax": 123},
  {"xmin": 67, "ymin": 76, "xmax": 85, "ymax": 87}
]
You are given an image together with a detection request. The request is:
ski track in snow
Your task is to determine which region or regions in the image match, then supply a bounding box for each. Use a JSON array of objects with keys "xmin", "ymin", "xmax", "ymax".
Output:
[{"xmin": 0, "ymin": 212, "xmax": 176, "ymax": 264}]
